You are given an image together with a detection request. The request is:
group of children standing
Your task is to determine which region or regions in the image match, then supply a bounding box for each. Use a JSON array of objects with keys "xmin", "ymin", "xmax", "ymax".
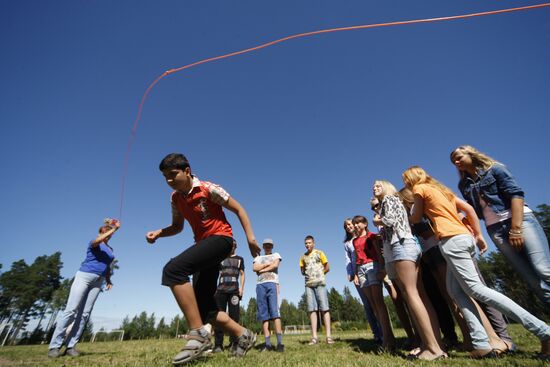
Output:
[
  {"xmin": 337, "ymin": 145, "xmax": 550, "ymax": 361},
  {"xmin": 49, "ymin": 146, "xmax": 550, "ymax": 365}
]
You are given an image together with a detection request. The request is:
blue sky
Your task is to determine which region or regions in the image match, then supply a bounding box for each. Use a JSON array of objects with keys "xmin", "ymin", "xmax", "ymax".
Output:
[{"xmin": 1, "ymin": 1, "xmax": 549, "ymax": 332}]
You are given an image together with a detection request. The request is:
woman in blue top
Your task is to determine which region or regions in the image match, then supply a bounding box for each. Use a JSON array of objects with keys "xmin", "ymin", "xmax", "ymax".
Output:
[
  {"xmin": 450, "ymin": 145, "xmax": 550, "ymax": 311},
  {"xmin": 48, "ymin": 220, "xmax": 119, "ymax": 358}
]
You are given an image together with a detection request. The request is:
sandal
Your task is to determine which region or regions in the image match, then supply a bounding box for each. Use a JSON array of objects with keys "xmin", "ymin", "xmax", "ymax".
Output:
[
  {"xmin": 414, "ymin": 351, "xmax": 449, "ymax": 361},
  {"xmin": 469, "ymin": 348, "xmax": 498, "ymax": 359},
  {"xmin": 406, "ymin": 347, "xmax": 422, "ymax": 358},
  {"xmin": 326, "ymin": 337, "xmax": 334, "ymax": 344},
  {"xmin": 172, "ymin": 328, "xmax": 212, "ymax": 366},
  {"xmin": 308, "ymin": 338, "xmax": 318, "ymax": 345}
]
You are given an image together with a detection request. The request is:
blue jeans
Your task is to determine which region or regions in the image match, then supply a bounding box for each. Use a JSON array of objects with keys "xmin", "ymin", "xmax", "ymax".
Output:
[
  {"xmin": 354, "ymin": 283, "xmax": 382, "ymax": 341},
  {"xmin": 49, "ymin": 271, "xmax": 104, "ymax": 349},
  {"xmin": 487, "ymin": 213, "xmax": 550, "ymax": 309},
  {"xmin": 440, "ymin": 234, "xmax": 550, "ymax": 350}
]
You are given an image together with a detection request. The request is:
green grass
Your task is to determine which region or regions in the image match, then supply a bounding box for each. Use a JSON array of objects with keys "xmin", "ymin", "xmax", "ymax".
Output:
[{"xmin": 0, "ymin": 325, "xmax": 549, "ymax": 366}]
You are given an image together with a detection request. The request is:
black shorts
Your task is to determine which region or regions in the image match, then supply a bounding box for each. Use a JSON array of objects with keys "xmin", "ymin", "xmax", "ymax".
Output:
[
  {"xmin": 162, "ymin": 235, "xmax": 233, "ymax": 322},
  {"xmin": 422, "ymin": 245, "xmax": 446, "ymax": 268}
]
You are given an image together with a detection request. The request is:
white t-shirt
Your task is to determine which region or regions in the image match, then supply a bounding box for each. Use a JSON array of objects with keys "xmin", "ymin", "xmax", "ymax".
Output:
[
  {"xmin": 253, "ymin": 252, "xmax": 282, "ymax": 284},
  {"xmin": 479, "ymin": 196, "xmax": 532, "ymax": 226}
]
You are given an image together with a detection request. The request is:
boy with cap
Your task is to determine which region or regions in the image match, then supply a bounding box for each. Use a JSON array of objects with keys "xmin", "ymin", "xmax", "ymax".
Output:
[
  {"xmin": 253, "ymin": 238, "xmax": 284, "ymax": 352},
  {"xmin": 146, "ymin": 153, "xmax": 261, "ymax": 365}
]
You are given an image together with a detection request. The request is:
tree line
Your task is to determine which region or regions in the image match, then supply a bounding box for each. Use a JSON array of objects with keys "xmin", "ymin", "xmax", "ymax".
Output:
[{"xmin": 1, "ymin": 204, "xmax": 549, "ymax": 344}]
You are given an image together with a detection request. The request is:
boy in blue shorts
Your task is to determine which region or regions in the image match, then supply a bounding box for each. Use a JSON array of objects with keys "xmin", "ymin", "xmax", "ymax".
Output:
[
  {"xmin": 146, "ymin": 153, "xmax": 261, "ymax": 365},
  {"xmin": 253, "ymin": 238, "xmax": 284, "ymax": 352}
]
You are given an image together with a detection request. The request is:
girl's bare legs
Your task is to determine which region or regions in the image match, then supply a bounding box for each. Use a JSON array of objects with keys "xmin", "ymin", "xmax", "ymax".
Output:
[
  {"xmin": 394, "ymin": 260, "xmax": 445, "ymax": 360},
  {"xmin": 364, "ymin": 285, "xmax": 395, "ymax": 351},
  {"xmin": 384, "ymin": 280, "xmax": 418, "ymax": 347}
]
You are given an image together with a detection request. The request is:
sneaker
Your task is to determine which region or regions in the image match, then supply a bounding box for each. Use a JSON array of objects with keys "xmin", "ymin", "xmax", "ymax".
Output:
[
  {"xmin": 260, "ymin": 344, "xmax": 273, "ymax": 352},
  {"xmin": 65, "ymin": 347, "xmax": 80, "ymax": 357},
  {"xmin": 231, "ymin": 329, "xmax": 256, "ymax": 357},
  {"xmin": 48, "ymin": 348, "xmax": 61, "ymax": 358},
  {"xmin": 212, "ymin": 345, "xmax": 223, "ymax": 353},
  {"xmin": 276, "ymin": 344, "xmax": 285, "ymax": 352}
]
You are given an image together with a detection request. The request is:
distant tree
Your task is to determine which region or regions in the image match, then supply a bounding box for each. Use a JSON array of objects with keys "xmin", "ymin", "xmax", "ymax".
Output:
[
  {"xmin": 242, "ymin": 298, "xmax": 260, "ymax": 331},
  {"xmin": 169, "ymin": 315, "xmax": 187, "ymax": 338},
  {"xmin": 279, "ymin": 299, "xmax": 301, "ymax": 326},
  {"xmin": 0, "ymin": 253, "xmax": 63, "ymax": 344},
  {"xmin": 120, "ymin": 316, "xmax": 133, "ymax": 340},
  {"xmin": 340, "ymin": 286, "xmax": 364, "ymax": 322},
  {"xmin": 298, "ymin": 292, "xmax": 308, "ymax": 314},
  {"xmin": 156, "ymin": 317, "xmax": 171, "ymax": 338},
  {"xmin": 328, "ymin": 287, "xmax": 344, "ymax": 322},
  {"xmin": 30, "ymin": 253, "xmax": 63, "ymax": 335}
]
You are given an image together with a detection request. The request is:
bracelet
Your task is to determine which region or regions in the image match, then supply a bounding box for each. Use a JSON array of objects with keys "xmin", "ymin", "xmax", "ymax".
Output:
[{"xmin": 509, "ymin": 230, "xmax": 522, "ymax": 236}]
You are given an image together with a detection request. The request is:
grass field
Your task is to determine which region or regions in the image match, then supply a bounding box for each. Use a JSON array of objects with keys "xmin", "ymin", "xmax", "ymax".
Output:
[{"xmin": 1, "ymin": 325, "xmax": 549, "ymax": 366}]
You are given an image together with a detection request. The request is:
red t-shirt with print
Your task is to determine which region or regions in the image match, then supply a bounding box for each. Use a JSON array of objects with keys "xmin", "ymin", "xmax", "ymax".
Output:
[{"xmin": 171, "ymin": 177, "xmax": 233, "ymax": 242}]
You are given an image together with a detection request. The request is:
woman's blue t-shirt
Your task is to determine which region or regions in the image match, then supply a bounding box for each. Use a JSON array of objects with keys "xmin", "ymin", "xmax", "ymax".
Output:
[{"xmin": 79, "ymin": 241, "xmax": 115, "ymax": 276}]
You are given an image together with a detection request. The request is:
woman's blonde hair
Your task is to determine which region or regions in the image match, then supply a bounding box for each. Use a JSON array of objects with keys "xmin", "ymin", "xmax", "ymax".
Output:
[
  {"xmin": 397, "ymin": 187, "xmax": 414, "ymax": 209},
  {"xmin": 450, "ymin": 145, "xmax": 498, "ymax": 179},
  {"xmin": 373, "ymin": 180, "xmax": 397, "ymax": 199},
  {"xmin": 402, "ymin": 166, "xmax": 455, "ymax": 202}
]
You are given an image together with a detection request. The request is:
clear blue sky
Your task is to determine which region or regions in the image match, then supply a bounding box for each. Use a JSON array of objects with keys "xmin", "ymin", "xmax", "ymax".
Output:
[{"xmin": 1, "ymin": 1, "xmax": 549, "ymax": 332}]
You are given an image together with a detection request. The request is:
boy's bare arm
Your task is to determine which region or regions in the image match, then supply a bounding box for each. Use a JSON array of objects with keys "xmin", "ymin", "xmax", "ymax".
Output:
[
  {"xmin": 259, "ymin": 259, "xmax": 280, "ymax": 273},
  {"xmin": 239, "ymin": 269, "xmax": 245, "ymax": 298},
  {"xmin": 146, "ymin": 204, "xmax": 184, "ymax": 244},
  {"xmin": 323, "ymin": 262, "xmax": 330, "ymax": 274},
  {"xmin": 223, "ymin": 197, "xmax": 261, "ymax": 257}
]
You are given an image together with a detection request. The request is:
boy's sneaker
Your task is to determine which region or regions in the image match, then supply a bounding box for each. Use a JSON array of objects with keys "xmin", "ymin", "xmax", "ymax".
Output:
[
  {"xmin": 172, "ymin": 327, "xmax": 212, "ymax": 366},
  {"xmin": 47, "ymin": 348, "xmax": 61, "ymax": 358},
  {"xmin": 212, "ymin": 345, "xmax": 223, "ymax": 353},
  {"xmin": 260, "ymin": 344, "xmax": 273, "ymax": 352},
  {"xmin": 65, "ymin": 347, "xmax": 80, "ymax": 357},
  {"xmin": 276, "ymin": 344, "xmax": 285, "ymax": 352},
  {"xmin": 231, "ymin": 329, "xmax": 256, "ymax": 357}
]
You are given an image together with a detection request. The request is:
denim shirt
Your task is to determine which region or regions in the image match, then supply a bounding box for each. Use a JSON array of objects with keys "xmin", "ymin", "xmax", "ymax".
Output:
[{"xmin": 458, "ymin": 163, "xmax": 524, "ymax": 220}]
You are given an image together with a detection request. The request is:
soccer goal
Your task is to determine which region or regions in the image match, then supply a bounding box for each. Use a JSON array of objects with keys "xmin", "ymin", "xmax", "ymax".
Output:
[{"xmin": 91, "ymin": 329, "xmax": 124, "ymax": 342}]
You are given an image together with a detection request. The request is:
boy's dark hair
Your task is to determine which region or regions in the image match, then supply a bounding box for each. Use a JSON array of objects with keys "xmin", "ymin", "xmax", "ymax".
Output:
[
  {"xmin": 352, "ymin": 215, "xmax": 368, "ymax": 227},
  {"xmin": 159, "ymin": 153, "xmax": 190, "ymax": 171},
  {"xmin": 304, "ymin": 235, "xmax": 314, "ymax": 241}
]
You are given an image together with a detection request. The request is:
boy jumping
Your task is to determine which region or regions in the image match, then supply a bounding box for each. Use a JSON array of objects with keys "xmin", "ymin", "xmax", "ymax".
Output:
[{"xmin": 146, "ymin": 153, "xmax": 261, "ymax": 365}]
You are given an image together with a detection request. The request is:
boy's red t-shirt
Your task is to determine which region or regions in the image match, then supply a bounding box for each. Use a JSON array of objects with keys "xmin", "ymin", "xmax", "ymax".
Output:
[
  {"xmin": 352, "ymin": 232, "xmax": 378, "ymax": 265},
  {"xmin": 171, "ymin": 176, "xmax": 233, "ymax": 242}
]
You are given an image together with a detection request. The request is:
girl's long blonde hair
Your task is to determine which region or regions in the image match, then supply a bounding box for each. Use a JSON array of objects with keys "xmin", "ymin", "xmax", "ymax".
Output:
[
  {"xmin": 373, "ymin": 180, "xmax": 397, "ymax": 200},
  {"xmin": 450, "ymin": 145, "xmax": 499, "ymax": 179},
  {"xmin": 402, "ymin": 166, "xmax": 455, "ymax": 202}
]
